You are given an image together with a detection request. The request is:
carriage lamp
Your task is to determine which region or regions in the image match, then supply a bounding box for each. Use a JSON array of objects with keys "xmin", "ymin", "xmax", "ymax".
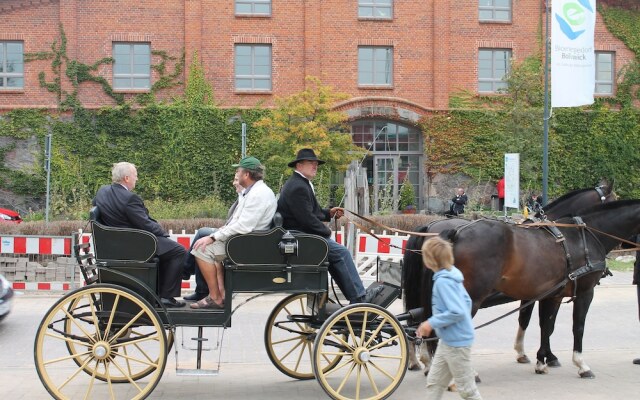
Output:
[{"xmin": 278, "ymin": 231, "xmax": 298, "ymax": 256}]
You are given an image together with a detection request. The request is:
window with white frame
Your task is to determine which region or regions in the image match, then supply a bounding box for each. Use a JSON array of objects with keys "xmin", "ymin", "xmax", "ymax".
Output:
[
  {"xmin": 595, "ymin": 51, "xmax": 614, "ymax": 95},
  {"xmin": 479, "ymin": 0, "xmax": 511, "ymax": 22},
  {"xmin": 235, "ymin": 44, "xmax": 272, "ymax": 91},
  {"xmin": 0, "ymin": 41, "xmax": 24, "ymax": 90},
  {"xmin": 358, "ymin": 46, "xmax": 393, "ymax": 86},
  {"xmin": 113, "ymin": 43, "xmax": 151, "ymax": 90},
  {"xmin": 478, "ymin": 48, "xmax": 511, "ymax": 93},
  {"xmin": 359, "ymin": 0, "xmax": 393, "ymax": 19},
  {"xmin": 235, "ymin": 0, "xmax": 271, "ymax": 15}
]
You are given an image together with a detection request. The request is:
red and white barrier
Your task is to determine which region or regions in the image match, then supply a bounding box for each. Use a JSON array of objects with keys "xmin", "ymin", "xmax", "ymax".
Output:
[
  {"xmin": 4, "ymin": 228, "xmax": 410, "ymax": 291},
  {"xmin": 1, "ymin": 236, "xmax": 72, "ymax": 255}
]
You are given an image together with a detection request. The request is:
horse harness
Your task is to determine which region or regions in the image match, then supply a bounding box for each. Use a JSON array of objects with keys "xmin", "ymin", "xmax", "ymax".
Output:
[{"xmin": 540, "ymin": 216, "xmax": 609, "ymax": 301}]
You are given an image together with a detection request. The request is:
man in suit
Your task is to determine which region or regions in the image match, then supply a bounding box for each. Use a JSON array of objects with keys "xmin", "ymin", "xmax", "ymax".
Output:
[
  {"xmin": 183, "ymin": 174, "xmax": 244, "ymax": 302},
  {"xmin": 93, "ymin": 162, "xmax": 187, "ymax": 308},
  {"xmin": 277, "ymin": 148, "xmax": 380, "ymax": 304},
  {"xmin": 189, "ymin": 156, "xmax": 277, "ymax": 309}
]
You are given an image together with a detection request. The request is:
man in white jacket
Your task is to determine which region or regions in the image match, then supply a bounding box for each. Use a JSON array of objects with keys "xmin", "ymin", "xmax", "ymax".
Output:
[{"xmin": 190, "ymin": 156, "xmax": 277, "ymax": 309}]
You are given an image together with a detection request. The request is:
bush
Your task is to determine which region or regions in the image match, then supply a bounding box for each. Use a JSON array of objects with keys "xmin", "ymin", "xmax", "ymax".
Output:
[{"xmin": 398, "ymin": 178, "xmax": 416, "ymax": 210}]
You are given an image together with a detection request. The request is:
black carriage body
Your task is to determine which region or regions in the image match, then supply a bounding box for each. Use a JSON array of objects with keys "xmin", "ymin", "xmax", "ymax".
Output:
[{"xmin": 78, "ymin": 221, "xmax": 329, "ymax": 328}]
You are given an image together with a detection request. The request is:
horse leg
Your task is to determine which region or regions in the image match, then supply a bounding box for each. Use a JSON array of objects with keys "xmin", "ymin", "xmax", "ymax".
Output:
[
  {"xmin": 535, "ymin": 297, "xmax": 562, "ymax": 374},
  {"xmin": 514, "ymin": 301, "xmax": 534, "ymax": 364},
  {"xmin": 572, "ymin": 288, "xmax": 596, "ymax": 379},
  {"xmin": 408, "ymin": 342, "xmax": 421, "ymax": 371}
]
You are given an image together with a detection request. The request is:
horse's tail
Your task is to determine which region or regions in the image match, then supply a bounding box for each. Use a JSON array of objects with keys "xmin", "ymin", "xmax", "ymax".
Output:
[
  {"xmin": 439, "ymin": 228, "xmax": 457, "ymax": 243},
  {"xmin": 402, "ymin": 225, "xmax": 435, "ymax": 322}
]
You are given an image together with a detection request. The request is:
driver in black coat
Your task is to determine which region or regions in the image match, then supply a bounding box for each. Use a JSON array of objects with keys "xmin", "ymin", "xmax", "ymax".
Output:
[
  {"xmin": 634, "ymin": 234, "xmax": 640, "ymax": 365},
  {"xmin": 93, "ymin": 162, "xmax": 186, "ymax": 308},
  {"xmin": 277, "ymin": 149, "xmax": 380, "ymax": 304}
]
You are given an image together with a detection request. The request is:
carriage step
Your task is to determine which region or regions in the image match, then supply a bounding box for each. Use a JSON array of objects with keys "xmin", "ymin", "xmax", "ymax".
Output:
[
  {"xmin": 175, "ymin": 326, "xmax": 225, "ymax": 376},
  {"xmin": 176, "ymin": 368, "xmax": 219, "ymax": 376}
]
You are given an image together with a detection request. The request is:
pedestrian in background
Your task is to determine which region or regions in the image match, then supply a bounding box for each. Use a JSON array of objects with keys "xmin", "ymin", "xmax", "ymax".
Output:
[
  {"xmin": 450, "ymin": 188, "xmax": 468, "ymax": 216},
  {"xmin": 496, "ymin": 177, "xmax": 505, "ymax": 211}
]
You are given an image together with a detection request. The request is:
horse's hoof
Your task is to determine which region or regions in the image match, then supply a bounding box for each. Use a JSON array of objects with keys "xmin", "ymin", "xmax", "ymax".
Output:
[
  {"xmin": 475, "ymin": 375, "xmax": 482, "ymax": 384},
  {"xmin": 408, "ymin": 364, "xmax": 420, "ymax": 371},
  {"xmin": 535, "ymin": 369, "xmax": 546, "ymax": 375},
  {"xmin": 423, "ymin": 369, "xmax": 430, "ymax": 376},
  {"xmin": 579, "ymin": 370, "xmax": 595, "ymax": 379},
  {"xmin": 517, "ymin": 355, "xmax": 531, "ymax": 364},
  {"xmin": 547, "ymin": 359, "xmax": 561, "ymax": 368},
  {"xmin": 447, "ymin": 384, "xmax": 457, "ymax": 392}
]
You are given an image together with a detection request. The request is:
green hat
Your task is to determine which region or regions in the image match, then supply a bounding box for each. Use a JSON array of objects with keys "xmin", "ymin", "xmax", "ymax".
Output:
[{"xmin": 232, "ymin": 156, "xmax": 262, "ymax": 171}]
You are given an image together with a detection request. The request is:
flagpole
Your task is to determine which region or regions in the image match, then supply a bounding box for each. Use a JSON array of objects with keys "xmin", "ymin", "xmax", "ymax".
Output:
[{"xmin": 542, "ymin": 0, "xmax": 551, "ymax": 205}]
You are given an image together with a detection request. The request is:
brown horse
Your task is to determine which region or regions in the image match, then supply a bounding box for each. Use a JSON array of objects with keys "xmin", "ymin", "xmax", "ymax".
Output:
[
  {"xmin": 429, "ymin": 200, "xmax": 640, "ymax": 378},
  {"xmin": 403, "ymin": 181, "xmax": 616, "ymax": 374}
]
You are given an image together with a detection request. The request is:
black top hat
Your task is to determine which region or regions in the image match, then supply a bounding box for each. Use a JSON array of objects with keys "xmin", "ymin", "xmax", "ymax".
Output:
[{"xmin": 288, "ymin": 148, "xmax": 326, "ymax": 168}]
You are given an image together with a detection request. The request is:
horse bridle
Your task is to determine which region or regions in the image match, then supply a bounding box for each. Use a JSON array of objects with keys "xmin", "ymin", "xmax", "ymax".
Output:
[{"xmin": 594, "ymin": 184, "xmax": 608, "ymax": 202}]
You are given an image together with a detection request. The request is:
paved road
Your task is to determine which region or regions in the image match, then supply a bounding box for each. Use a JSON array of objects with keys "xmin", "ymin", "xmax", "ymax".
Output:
[{"xmin": 1, "ymin": 272, "xmax": 638, "ymax": 399}]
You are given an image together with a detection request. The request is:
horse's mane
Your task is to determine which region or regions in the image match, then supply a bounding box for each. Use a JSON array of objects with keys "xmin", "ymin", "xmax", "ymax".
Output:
[
  {"xmin": 561, "ymin": 199, "xmax": 640, "ymax": 220},
  {"xmin": 544, "ymin": 188, "xmax": 592, "ymax": 211}
]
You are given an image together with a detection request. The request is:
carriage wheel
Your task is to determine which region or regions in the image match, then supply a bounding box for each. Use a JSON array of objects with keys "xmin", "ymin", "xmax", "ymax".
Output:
[
  {"xmin": 34, "ymin": 284, "xmax": 168, "ymax": 400},
  {"xmin": 312, "ymin": 304, "xmax": 408, "ymax": 400},
  {"xmin": 265, "ymin": 294, "xmax": 342, "ymax": 380}
]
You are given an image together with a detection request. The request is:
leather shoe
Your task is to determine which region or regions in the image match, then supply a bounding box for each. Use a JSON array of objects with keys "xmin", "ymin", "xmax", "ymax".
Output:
[
  {"xmin": 633, "ymin": 358, "xmax": 640, "ymax": 365},
  {"xmin": 183, "ymin": 292, "xmax": 208, "ymax": 301},
  {"xmin": 161, "ymin": 297, "xmax": 186, "ymax": 308},
  {"xmin": 352, "ymin": 285, "xmax": 385, "ymax": 304}
]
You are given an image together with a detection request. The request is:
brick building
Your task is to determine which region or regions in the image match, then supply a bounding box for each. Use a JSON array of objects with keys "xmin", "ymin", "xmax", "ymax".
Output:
[{"xmin": 0, "ymin": 0, "xmax": 635, "ymax": 210}]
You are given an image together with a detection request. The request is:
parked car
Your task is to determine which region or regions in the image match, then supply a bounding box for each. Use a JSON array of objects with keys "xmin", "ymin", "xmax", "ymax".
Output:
[
  {"xmin": 0, "ymin": 207, "xmax": 22, "ymax": 224},
  {"xmin": 0, "ymin": 273, "xmax": 14, "ymax": 322}
]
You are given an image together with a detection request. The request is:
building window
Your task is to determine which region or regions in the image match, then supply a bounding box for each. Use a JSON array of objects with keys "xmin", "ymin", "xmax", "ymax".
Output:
[
  {"xmin": 351, "ymin": 120, "xmax": 423, "ymax": 211},
  {"xmin": 358, "ymin": 46, "xmax": 393, "ymax": 86},
  {"xmin": 478, "ymin": 48, "xmax": 511, "ymax": 93},
  {"xmin": 479, "ymin": 0, "xmax": 511, "ymax": 22},
  {"xmin": 0, "ymin": 41, "xmax": 24, "ymax": 90},
  {"xmin": 236, "ymin": 0, "xmax": 271, "ymax": 16},
  {"xmin": 235, "ymin": 44, "xmax": 272, "ymax": 91},
  {"xmin": 595, "ymin": 52, "xmax": 614, "ymax": 95},
  {"xmin": 359, "ymin": 0, "xmax": 393, "ymax": 19},
  {"xmin": 113, "ymin": 43, "xmax": 151, "ymax": 90}
]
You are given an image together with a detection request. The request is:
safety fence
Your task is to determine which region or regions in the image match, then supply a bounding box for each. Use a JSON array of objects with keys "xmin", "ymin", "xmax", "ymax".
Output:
[{"xmin": 0, "ymin": 228, "xmax": 409, "ymax": 290}]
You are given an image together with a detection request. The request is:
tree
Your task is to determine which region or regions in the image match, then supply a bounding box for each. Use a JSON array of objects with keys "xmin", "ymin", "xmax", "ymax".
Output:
[{"xmin": 254, "ymin": 76, "xmax": 366, "ymax": 187}]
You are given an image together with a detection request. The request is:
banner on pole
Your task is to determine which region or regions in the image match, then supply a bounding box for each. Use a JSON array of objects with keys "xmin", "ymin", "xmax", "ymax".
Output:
[
  {"xmin": 504, "ymin": 153, "xmax": 520, "ymax": 209},
  {"xmin": 551, "ymin": 0, "xmax": 596, "ymax": 108}
]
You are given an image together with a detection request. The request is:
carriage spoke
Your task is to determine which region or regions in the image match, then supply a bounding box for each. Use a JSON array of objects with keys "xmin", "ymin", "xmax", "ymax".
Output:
[
  {"xmin": 294, "ymin": 340, "xmax": 308, "ymax": 372},
  {"xmin": 87, "ymin": 295, "xmax": 102, "ymax": 341},
  {"xmin": 109, "ymin": 356, "xmax": 144, "ymax": 392},
  {"xmin": 103, "ymin": 294, "xmax": 121, "ymax": 340},
  {"xmin": 83, "ymin": 361, "xmax": 99, "ymax": 400},
  {"xmin": 336, "ymin": 361, "xmax": 357, "ymax": 395},
  {"xmin": 368, "ymin": 360, "xmax": 395, "ymax": 381},
  {"xmin": 344, "ymin": 315, "xmax": 360, "ymax": 347},
  {"xmin": 359, "ymin": 310, "xmax": 368, "ymax": 344},
  {"xmin": 109, "ymin": 309, "xmax": 146, "ymax": 344},
  {"xmin": 363, "ymin": 364, "xmax": 380, "ymax": 395},
  {"xmin": 298, "ymin": 297, "xmax": 307, "ymax": 315},
  {"xmin": 61, "ymin": 306, "xmax": 97, "ymax": 344},
  {"xmin": 113, "ymin": 351, "xmax": 159, "ymax": 368},
  {"xmin": 369, "ymin": 334, "xmax": 399, "ymax": 352},
  {"xmin": 44, "ymin": 331, "xmax": 93, "ymax": 348},
  {"xmin": 271, "ymin": 334, "xmax": 305, "ymax": 346},
  {"xmin": 328, "ymin": 330, "xmax": 354, "ymax": 351},
  {"xmin": 370, "ymin": 353, "xmax": 403, "ymax": 360},
  {"xmin": 58, "ymin": 356, "xmax": 94, "ymax": 390},
  {"xmin": 323, "ymin": 358, "xmax": 355, "ymax": 377},
  {"xmin": 111, "ymin": 334, "xmax": 160, "ymax": 349},
  {"xmin": 364, "ymin": 317, "xmax": 389, "ymax": 348},
  {"xmin": 278, "ymin": 336, "xmax": 305, "ymax": 362},
  {"xmin": 283, "ymin": 305, "xmax": 307, "ymax": 332},
  {"xmin": 43, "ymin": 350, "xmax": 93, "ymax": 366},
  {"xmin": 355, "ymin": 364, "xmax": 362, "ymax": 400},
  {"xmin": 133, "ymin": 342, "xmax": 157, "ymax": 364}
]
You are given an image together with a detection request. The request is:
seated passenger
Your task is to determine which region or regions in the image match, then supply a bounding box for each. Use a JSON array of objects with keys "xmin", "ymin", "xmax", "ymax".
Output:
[
  {"xmin": 183, "ymin": 175, "xmax": 244, "ymax": 302},
  {"xmin": 93, "ymin": 162, "xmax": 187, "ymax": 308},
  {"xmin": 277, "ymin": 148, "xmax": 380, "ymax": 304},
  {"xmin": 190, "ymin": 156, "xmax": 277, "ymax": 309}
]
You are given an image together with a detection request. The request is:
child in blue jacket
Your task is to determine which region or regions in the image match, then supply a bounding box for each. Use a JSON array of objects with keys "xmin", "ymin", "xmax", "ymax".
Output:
[{"xmin": 416, "ymin": 237, "xmax": 482, "ymax": 400}]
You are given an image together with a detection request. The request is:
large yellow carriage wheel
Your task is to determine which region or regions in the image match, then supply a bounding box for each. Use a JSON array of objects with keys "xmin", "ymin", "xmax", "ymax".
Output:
[
  {"xmin": 34, "ymin": 284, "xmax": 168, "ymax": 400},
  {"xmin": 264, "ymin": 293, "xmax": 342, "ymax": 380},
  {"xmin": 312, "ymin": 304, "xmax": 408, "ymax": 400}
]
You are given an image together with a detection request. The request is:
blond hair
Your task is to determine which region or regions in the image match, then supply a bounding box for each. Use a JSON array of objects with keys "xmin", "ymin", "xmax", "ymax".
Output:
[{"xmin": 421, "ymin": 237, "xmax": 454, "ymax": 271}]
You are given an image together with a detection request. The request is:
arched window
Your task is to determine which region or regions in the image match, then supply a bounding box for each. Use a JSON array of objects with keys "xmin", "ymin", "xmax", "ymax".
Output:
[{"xmin": 351, "ymin": 120, "xmax": 423, "ymax": 212}]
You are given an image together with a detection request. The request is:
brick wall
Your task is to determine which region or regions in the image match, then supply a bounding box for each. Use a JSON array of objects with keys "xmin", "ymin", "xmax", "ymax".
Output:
[{"xmin": 0, "ymin": 0, "xmax": 635, "ymax": 113}]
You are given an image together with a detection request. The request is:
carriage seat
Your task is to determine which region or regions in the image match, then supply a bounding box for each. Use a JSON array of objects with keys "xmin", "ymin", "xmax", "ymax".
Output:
[
  {"xmin": 224, "ymin": 227, "xmax": 329, "ymax": 293},
  {"xmin": 89, "ymin": 206, "xmax": 159, "ymax": 299}
]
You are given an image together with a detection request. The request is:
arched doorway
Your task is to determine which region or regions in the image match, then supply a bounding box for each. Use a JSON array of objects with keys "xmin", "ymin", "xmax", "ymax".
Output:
[{"xmin": 351, "ymin": 120, "xmax": 423, "ymax": 212}]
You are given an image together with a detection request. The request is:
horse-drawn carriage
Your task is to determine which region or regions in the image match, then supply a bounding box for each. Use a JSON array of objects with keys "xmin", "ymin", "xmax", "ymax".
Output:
[{"xmin": 33, "ymin": 213, "xmax": 412, "ymax": 400}]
